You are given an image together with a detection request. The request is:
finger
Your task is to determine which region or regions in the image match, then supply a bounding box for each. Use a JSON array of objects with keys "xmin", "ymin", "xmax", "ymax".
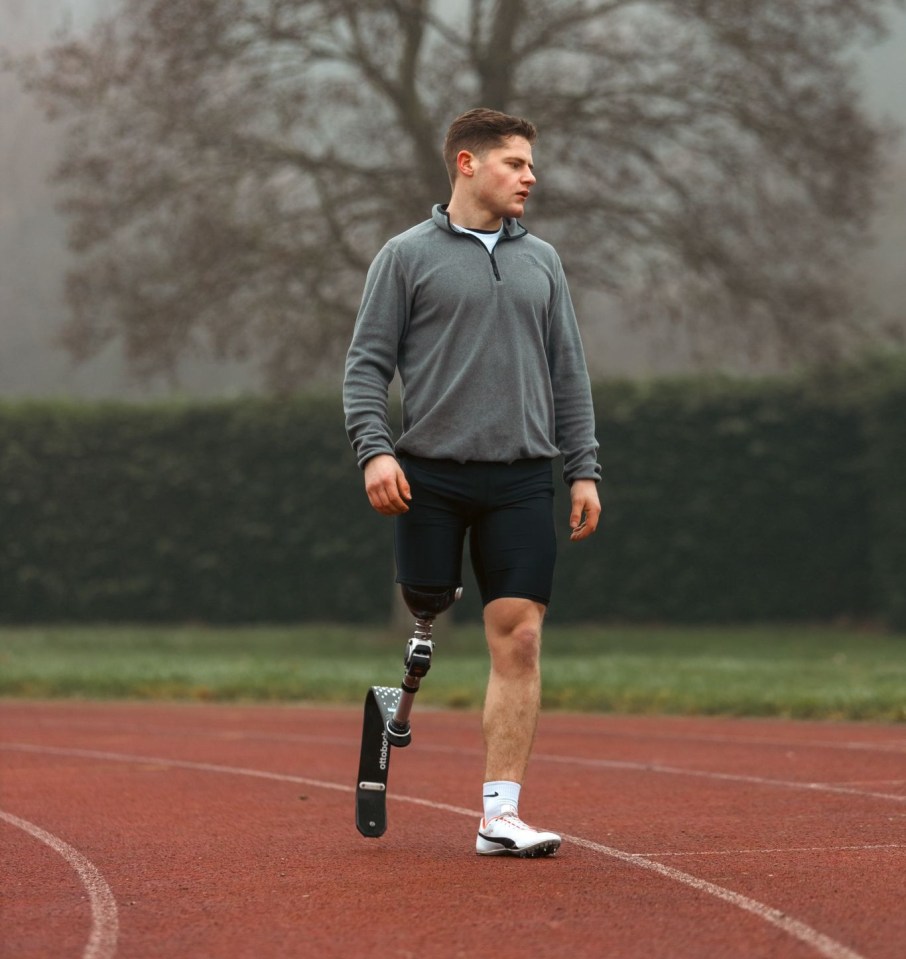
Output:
[
  {"xmin": 569, "ymin": 497, "xmax": 590, "ymax": 528},
  {"xmin": 569, "ymin": 522, "xmax": 587, "ymax": 541},
  {"xmin": 386, "ymin": 475, "xmax": 410, "ymax": 512},
  {"xmin": 368, "ymin": 484, "xmax": 397, "ymax": 515},
  {"xmin": 583, "ymin": 503, "xmax": 601, "ymax": 533},
  {"xmin": 379, "ymin": 478, "xmax": 410, "ymax": 514},
  {"xmin": 570, "ymin": 503, "xmax": 601, "ymax": 540}
]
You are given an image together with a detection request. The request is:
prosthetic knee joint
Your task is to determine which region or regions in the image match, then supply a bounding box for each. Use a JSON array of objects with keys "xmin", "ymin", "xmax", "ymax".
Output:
[{"xmin": 385, "ymin": 584, "xmax": 462, "ymax": 747}]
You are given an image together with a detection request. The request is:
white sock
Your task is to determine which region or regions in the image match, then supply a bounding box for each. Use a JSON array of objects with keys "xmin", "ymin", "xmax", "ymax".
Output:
[{"xmin": 482, "ymin": 780, "xmax": 521, "ymax": 821}]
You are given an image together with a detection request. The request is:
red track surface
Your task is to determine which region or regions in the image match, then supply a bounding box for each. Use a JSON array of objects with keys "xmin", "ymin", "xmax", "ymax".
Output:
[{"xmin": 1, "ymin": 700, "xmax": 904, "ymax": 959}]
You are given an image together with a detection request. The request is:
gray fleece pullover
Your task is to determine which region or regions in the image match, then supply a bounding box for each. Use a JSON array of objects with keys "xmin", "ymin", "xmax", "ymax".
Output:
[{"xmin": 344, "ymin": 204, "xmax": 600, "ymax": 485}]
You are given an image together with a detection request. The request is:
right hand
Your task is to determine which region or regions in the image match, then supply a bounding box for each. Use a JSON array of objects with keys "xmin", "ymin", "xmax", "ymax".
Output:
[{"xmin": 363, "ymin": 454, "xmax": 411, "ymax": 515}]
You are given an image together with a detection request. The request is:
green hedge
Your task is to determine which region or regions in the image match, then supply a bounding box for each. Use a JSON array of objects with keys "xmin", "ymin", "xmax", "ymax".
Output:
[
  {"xmin": 0, "ymin": 399, "xmax": 391, "ymax": 623},
  {"xmin": 1, "ymin": 363, "xmax": 904, "ymax": 626},
  {"xmin": 866, "ymin": 380, "xmax": 906, "ymax": 630},
  {"xmin": 549, "ymin": 377, "xmax": 873, "ymax": 623}
]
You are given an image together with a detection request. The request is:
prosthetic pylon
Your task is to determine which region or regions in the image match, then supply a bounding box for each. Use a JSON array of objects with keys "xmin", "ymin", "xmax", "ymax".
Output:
[
  {"xmin": 355, "ymin": 584, "xmax": 461, "ymax": 837},
  {"xmin": 386, "ymin": 584, "xmax": 462, "ymax": 747}
]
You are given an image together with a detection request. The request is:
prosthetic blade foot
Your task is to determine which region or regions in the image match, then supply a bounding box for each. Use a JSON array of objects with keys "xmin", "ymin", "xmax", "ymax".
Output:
[{"xmin": 355, "ymin": 685, "xmax": 403, "ymax": 837}]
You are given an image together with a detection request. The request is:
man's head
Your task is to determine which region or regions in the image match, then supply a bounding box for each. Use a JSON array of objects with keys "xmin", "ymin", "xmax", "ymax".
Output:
[
  {"xmin": 443, "ymin": 108, "xmax": 538, "ymax": 228},
  {"xmin": 443, "ymin": 108, "xmax": 537, "ymax": 187}
]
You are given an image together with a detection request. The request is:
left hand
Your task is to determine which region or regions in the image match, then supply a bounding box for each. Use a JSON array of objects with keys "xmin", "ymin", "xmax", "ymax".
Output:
[{"xmin": 568, "ymin": 479, "xmax": 601, "ymax": 542}]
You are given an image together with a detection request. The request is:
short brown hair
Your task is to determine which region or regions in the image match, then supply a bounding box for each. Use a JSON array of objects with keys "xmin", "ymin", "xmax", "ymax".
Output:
[{"xmin": 443, "ymin": 108, "xmax": 537, "ymax": 185}]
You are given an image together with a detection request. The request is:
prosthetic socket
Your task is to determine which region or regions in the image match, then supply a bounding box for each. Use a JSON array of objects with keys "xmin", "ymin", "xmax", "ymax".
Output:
[{"xmin": 385, "ymin": 584, "xmax": 462, "ymax": 747}]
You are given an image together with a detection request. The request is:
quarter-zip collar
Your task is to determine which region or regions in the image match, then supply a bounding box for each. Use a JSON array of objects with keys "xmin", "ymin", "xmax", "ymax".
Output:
[
  {"xmin": 432, "ymin": 203, "xmax": 526, "ymax": 281},
  {"xmin": 432, "ymin": 203, "xmax": 528, "ymax": 242}
]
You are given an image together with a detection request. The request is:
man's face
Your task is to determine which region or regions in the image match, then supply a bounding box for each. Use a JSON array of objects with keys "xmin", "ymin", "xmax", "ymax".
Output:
[{"xmin": 469, "ymin": 135, "xmax": 536, "ymax": 222}]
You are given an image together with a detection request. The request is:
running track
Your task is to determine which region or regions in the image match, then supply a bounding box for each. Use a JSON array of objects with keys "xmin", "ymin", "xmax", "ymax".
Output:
[{"xmin": 1, "ymin": 701, "xmax": 904, "ymax": 958}]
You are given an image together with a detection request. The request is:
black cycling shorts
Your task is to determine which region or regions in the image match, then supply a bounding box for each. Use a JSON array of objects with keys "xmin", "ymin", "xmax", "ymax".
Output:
[{"xmin": 394, "ymin": 455, "xmax": 557, "ymax": 607}]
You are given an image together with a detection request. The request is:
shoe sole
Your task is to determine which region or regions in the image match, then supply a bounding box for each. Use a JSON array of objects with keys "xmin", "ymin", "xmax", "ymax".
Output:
[{"xmin": 476, "ymin": 839, "xmax": 560, "ymax": 858}]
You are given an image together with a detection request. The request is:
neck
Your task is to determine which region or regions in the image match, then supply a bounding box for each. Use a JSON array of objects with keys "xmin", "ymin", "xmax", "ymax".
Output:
[{"xmin": 445, "ymin": 197, "xmax": 502, "ymax": 232}]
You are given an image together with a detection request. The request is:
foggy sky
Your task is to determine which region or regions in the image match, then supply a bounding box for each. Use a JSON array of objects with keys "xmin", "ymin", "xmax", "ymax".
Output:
[{"xmin": 2, "ymin": 0, "xmax": 904, "ymax": 397}]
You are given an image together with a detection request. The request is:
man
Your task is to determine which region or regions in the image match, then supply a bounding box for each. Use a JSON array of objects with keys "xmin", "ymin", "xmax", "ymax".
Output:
[{"xmin": 344, "ymin": 107, "xmax": 601, "ymax": 857}]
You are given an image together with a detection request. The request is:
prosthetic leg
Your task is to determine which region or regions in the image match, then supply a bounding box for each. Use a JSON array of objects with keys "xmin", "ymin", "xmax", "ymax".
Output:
[{"xmin": 355, "ymin": 584, "xmax": 461, "ymax": 837}]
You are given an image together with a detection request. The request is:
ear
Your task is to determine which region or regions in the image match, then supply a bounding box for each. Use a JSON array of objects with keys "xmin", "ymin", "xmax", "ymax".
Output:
[{"xmin": 456, "ymin": 149, "xmax": 477, "ymax": 178}]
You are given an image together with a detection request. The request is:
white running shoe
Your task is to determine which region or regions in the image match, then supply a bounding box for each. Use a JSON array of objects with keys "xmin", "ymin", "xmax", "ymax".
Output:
[{"xmin": 475, "ymin": 811, "xmax": 561, "ymax": 858}]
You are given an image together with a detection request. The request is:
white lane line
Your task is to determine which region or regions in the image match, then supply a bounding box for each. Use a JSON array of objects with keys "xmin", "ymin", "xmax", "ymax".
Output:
[
  {"xmin": 0, "ymin": 810, "xmax": 119, "ymax": 959},
  {"xmin": 637, "ymin": 843, "xmax": 906, "ymax": 858},
  {"xmin": 1, "ymin": 743, "xmax": 867, "ymax": 959},
  {"xmin": 563, "ymin": 834, "xmax": 866, "ymax": 959},
  {"xmin": 1, "ymin": 742, "xmax": 354, "ymax": 793},
  {"xmin": 4, "ymin": 735, "xmax": 904, "ymax": 807},
  {"xmin": 4, "ymin": 735, "xmax": 903, "ymax": 806},
  {"xmin": 530, "ymin": 752, "xmax": 906, "ymax": 803},
  {"xmin": 539, "ymin": 727, "xmax": 906, "ymax": 755},
  {"xmin": 834, "ymin": 780, "xmax": 906, "ymax": 787}
]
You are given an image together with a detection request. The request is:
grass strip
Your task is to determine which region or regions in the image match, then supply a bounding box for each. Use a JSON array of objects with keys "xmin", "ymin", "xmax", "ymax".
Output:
[{"xmin": 0, "ymin": 623, "xmax": 903, "ymax": 721}]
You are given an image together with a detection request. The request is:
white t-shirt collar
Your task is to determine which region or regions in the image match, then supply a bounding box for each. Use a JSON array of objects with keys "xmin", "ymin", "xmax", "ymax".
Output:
[{"xmin": 451, "ymin": 222, "xmax": 504, "ymax": 253}]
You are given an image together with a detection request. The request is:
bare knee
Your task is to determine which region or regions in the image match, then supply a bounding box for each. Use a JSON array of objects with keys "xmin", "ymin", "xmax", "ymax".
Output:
[
  {"xmin": 485, "ymin": 599, "xmax": 544, "ymax": 676},
  {"xmin": 510, "ymin": 624, "xmax": 541, "ymax": 673}
]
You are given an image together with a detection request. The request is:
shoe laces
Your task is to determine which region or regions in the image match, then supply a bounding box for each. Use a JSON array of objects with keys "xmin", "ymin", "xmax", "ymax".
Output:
[{"xmin": 488, "ymin": 810, "xmax": 530, "ymax": 830}]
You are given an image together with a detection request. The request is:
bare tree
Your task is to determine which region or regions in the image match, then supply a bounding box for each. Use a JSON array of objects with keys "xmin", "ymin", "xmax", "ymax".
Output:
[{"xmin": 14, "ymin": 0, "xmax": 904, "ymax": 390}]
